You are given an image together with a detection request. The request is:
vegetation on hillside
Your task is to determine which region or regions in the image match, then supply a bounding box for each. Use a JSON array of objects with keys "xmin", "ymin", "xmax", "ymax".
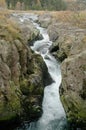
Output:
[
  {"xmin": 50, "ymin": 11, "xmax": 86, "ymax": 28},
  {"xmin": 5, "ymin": 0, "xmax": 67, "ymax": 10},
  {"xmin": 64, "ymin": 0, "xmax": 86, "ymax": 10},
  {"xmin": 0, "ymin": 10, "xmax": 21, "ymax": 41},
  {"xmin": 0, "ymin": 0, "xmax": 86, "ymax": 11}
]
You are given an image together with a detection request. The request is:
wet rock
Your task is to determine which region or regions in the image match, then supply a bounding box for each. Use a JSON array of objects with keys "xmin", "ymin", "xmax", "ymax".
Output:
[{"xmin": 49, "ymin": 45, "xmax": 59, "ymax": 53}]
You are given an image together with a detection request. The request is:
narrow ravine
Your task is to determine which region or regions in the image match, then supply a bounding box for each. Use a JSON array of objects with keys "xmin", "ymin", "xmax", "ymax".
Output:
[{"xmin": 16, "ymin": 13, "xmax": 68, "ymax": 130}]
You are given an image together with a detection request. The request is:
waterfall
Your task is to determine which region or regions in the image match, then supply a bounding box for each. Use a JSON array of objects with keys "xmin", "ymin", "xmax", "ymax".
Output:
[{"xmin": 16, "ymin": 13, "xmax": 68, "ymax": 130}]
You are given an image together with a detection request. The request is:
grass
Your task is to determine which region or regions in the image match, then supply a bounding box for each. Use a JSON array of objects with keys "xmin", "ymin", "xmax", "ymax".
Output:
[
  {"xmin": 46, "ymin": 10, "xmax": 86, "ymax": 29},
  {"xmin": 32, "ymin": 10, "xmax": 86, "ymax": 29},
  {"xmin": 0, "ymin": 9, "xmax": 86, "ymax": 42},
  {"xmin": 1, "ymin": 9, "xmax": 86, "ymax": 29},
  {"xmin": 0, "ymin": 10, "xmax": 21, "ymax": 41}
]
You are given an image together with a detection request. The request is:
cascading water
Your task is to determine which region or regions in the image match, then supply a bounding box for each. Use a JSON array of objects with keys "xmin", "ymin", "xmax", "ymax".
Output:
[{"xmin": 16, "ymin": 13, "xmax": 68, "ymax": 130}]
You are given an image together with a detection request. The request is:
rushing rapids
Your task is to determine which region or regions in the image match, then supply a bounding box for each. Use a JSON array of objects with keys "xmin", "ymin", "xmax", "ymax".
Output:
[{"xmin": 16, "ymin": 13, "xmax": 68, "ymax": 130}]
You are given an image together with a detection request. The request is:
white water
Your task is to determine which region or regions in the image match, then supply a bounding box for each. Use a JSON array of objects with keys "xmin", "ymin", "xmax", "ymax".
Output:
[
  {"xmin": 28, "ymin": 55, "xmax": 67, "ymax": 130},
  {"xmin": 16, "ymin": 13, "xmax": 67, "ymax": 130}
]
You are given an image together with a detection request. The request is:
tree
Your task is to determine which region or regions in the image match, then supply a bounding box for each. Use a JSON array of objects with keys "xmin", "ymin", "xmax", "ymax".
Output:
[
  {"xmin": 0, "ymin": 0, "xmax": 6, "ymax": 8},
  {"xmin": 5, "ymin": 0, "xmax": 67, "ymax": 10},
  {"xmin": 16, "ymin": 1, "xmax": 21, "ymax": 10}
]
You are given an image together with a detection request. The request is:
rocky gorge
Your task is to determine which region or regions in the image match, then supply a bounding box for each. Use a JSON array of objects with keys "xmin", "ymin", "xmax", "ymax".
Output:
[
  {"xmin": 37, "ymin": 13, "xmax": 86, "ymax": 129},
  {"xmin": 0, "ymin": 12, "xmax": 52, "ymax": 129},
  {"xmin": 0, "ymin": 10, "xmax": 86, "ymax": 130}
]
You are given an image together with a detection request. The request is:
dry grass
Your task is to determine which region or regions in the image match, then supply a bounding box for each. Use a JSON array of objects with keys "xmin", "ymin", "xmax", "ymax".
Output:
[
  {"xmin": 0, "ymin": 9, "xmax": 86, "ymax": 42},
  {"xmin": 2, "ymin": 9, "xmax": 86, "ymax": 29},
  {"xmin": 45, "ymin": 10, "xmax": 86, "ymax": 29},
  {"xmin": 33, "ymin": 10, "xmax": 86, "ymax": 29},
  {"xmin": 0, "ymin": 9, "xmax": 21, "ymax": 41}
]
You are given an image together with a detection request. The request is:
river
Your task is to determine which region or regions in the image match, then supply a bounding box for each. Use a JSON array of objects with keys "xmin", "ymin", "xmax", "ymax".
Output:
[{"xmin": 16, "ymin": 13, "xmax": 68, "ymax": 130}]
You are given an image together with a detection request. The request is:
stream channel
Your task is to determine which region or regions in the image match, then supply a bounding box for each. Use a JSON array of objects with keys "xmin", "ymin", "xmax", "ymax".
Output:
[{"xmin": 16, "ymin": 13, "xmax": 68, "ymax": 130}]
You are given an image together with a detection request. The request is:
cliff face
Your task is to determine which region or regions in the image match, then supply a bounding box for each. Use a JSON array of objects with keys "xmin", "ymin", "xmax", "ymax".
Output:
[
  {"xmin": 38, "ymin": 13, "xmax": 86, "ymax": 129},
  {"xmin": 61, "ymin": 51, "xmax": 86, "ymax": 128},
  {"xmin": 0, "ymin": 12, "xmax": 52, "ymax": 126},
  {"xmin": 49, "ymin": 24, "xmax": 86, "ymax": 129}
]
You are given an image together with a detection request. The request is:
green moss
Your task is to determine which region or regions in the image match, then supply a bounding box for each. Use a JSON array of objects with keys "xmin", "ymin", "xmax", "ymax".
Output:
[
  {"xmin": 20, "ymin": 79, "xmax": 37, "ymax": 95},
  {"xmin": 20, "ymin": 79, "xmax": 29, "ymax": 95},
  {"xmin": 0, "ymin": 99, "xmax": 19, "ymax": 121},
  {"xmin": 56, "ymin": 50, "xmax": 67, "ymax": 62},
  {"xmin": 0, "ymin": 81, "xmax": 21, "ymax": 122},
  {"xmin": 61, "ymin": 94, "xmax": 86, "ymax": 126},
  {"xmin": 32, "ymin": 105, "xmax": 42, "ymax": 113},
  {"xmin": 0, "ymin": 20, "xmax": 22, "ymax": 42},
  {"xmin": 0, "ymin": 112, "xmax": 17, "ymax": 121}
]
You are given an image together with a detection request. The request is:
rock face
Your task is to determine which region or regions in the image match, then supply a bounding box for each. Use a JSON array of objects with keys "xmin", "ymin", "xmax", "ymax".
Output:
[
  {"xmin": 0, "ymin": 13, "xmax": 52, "ymax": 127},
  {"xmin": 48, "ymin": 22, "xmax": 86, "ymax": 61},
  {"xmin": 60, "ymin": 51, "xmax": 86, "ymax": 128},
  {"xmin": 43, "ymin": 18, "xmax": 86, "ymax": 129},
  {"xmin": 38, "ymin": 13, "xmax": 52, "ymax": 28}
]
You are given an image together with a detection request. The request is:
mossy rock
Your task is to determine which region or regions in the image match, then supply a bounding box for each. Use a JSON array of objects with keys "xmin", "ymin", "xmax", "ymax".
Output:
[
  {"xmin": 61, "ymin": 94, "xmax": 86, "ymax": 128},
  {"xmin": 0, "ymin": 81, "xmax": 22, "ymax": 122},
  {"xmin": 22, "ymin": 95, "xmax": 43, "ymax": 120}
]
